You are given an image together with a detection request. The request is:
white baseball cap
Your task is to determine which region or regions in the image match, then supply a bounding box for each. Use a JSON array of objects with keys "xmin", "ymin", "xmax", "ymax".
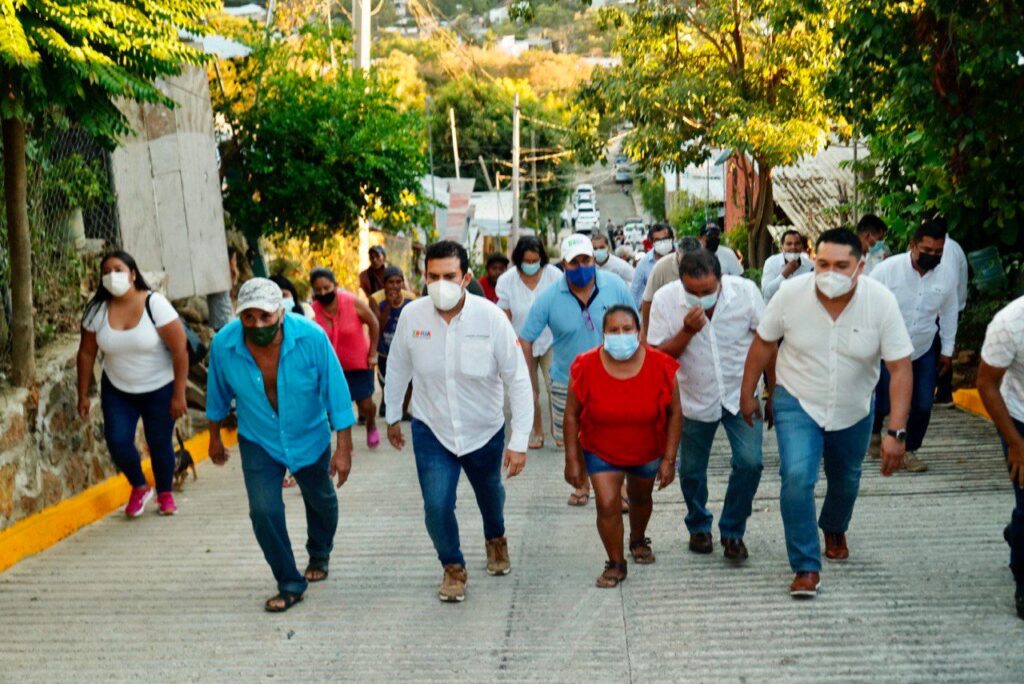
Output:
[
  {"xmin": 561, "ymin": 233, "xmax": 594, "ymax": 263},
  {"xmin": 236, "ymin": 277, "xmax": 284, "ymax": 313}
]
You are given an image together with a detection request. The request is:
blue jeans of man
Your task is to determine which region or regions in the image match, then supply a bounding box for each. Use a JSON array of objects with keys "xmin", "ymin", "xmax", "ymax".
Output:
[
  {"xmin": 239, "ymin": 438, "xmax": 338, "ymax": 596},
  {"xmin": 679, "ymin": 408, "xmax": 763, "ymax": 539},
  {"xmin": 411, "ymin": 420, "xmax": 506, "ymax": 567},
  {"xmin": 999, "ymin": 419, "xmax": 1024, "ymax": 584},
  {"xmin": 873, "ymin": 342, "xmax": 938, "ymax": 452},
  {"xmin": 774, "ymin": 385, "xmax": 874, "ymax": 573},
  {"xmin": 101, "ymin": 374, "xmax": 176, "ymax": 494}
]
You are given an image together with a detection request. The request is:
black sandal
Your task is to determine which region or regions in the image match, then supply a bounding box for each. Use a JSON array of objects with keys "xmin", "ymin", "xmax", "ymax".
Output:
[
  {"xmin": 595, "ymin": 560, "xmax": 628, "ymax": 588},
  {"xmin": 304, "ymin": 563, "xmax": 329, "ymax": 582},
  {"xmin": 264, "ymin": 591, "xmax": 304, "ymax": 613}
]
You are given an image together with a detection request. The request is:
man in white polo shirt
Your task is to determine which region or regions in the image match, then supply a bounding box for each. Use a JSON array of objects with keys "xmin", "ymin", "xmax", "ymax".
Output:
[
  {"xmin": 648, "ymin": 249, "xmax": 765, "ymax": 562},
  {"xmin": 593, "ymin": 232, "xmax": 635, "ymax": 285},
  {"xmin": 741, "ymin": 228, "xmax": 913, "ymax": 599},
  {"xmin": 977, "ymin": 295, "xmax": 1024, "ymax": 620},
  {"xmin": 760, "ymin": 229, "xmax": 814, "ymax": 303},
  {"xmin": 868, "ymin": 218, "xmax": 959, "ymax": 473},
  {"xmin": 384, "ymin": 240, "xmax": 534, "ymax": 604}
]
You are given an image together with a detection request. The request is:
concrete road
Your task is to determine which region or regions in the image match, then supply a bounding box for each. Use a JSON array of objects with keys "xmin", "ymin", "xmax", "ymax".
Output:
[{"xmin": 1, "ymin": 407, "xmax": 1022, "ymax": 682}]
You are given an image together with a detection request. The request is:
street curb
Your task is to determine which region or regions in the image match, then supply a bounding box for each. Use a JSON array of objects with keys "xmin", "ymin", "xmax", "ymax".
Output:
[
  {"xmin": 0, "ymin": 428, "xmax": 238, "ymax": 574},
  {"xmin": 953, "ymin": 388, "xmax": 991, "ymax": 421}
]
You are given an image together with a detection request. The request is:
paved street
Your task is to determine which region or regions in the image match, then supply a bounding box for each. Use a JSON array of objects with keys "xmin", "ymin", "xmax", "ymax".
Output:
[{"xmin": 0, "ymin": 405, "xmax": 1022, "ymax": 682}]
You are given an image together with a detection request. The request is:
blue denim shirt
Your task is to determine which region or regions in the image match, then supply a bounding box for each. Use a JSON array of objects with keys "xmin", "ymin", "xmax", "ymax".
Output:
[{"xmin": 206, "ymin": 313, "xmax": 355, "ymax": 472}]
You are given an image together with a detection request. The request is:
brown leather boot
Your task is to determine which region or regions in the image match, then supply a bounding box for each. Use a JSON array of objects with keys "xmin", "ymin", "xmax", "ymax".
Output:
[
  {"xmin": 790, "ymin": 572, "xmax": 821, "ymax": 598},
  {"xmin": 438, "ymin": 564, "xmax": 468, "ymax": 603},
  {"xmin": 485, "ymin": 537, "xmax": 511, "ymax": 576},
  {"xmin": 824, "ymin": 532, "xmax": 849, "ymax": 561}
]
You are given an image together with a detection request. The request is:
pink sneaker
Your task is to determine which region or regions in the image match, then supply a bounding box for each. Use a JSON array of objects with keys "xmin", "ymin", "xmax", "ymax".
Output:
[
  {"xmin": 125, "ymin": 486, "xmax": 154, "ymax": 518},
  {"xmin": 367, "ymin": 428, "xmax": 381, "ymax": 449},
  {"xmin": 157, "ymin": 492, "xmax": 177, "ymax": 516}
]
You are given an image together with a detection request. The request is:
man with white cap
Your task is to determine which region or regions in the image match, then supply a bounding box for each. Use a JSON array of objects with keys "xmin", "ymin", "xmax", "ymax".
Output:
[
  {"xmin": 206, "ymin": 277, "xmax": 356, "ymax": 613},
  {"xmin": 520, "ymin": 233, "xmax": 636, "ymax": 506}
]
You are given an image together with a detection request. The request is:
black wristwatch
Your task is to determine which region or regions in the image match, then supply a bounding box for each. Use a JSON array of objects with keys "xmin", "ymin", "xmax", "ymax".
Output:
[{"xmin": 886, "ymin": 428, "xmax": 907, "ymax": 442}]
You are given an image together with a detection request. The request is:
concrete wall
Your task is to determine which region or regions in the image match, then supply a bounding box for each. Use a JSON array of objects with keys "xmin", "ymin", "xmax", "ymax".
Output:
[{"xmin": 110, "ymin": 65, "xmax": 231, "ymax": 301}]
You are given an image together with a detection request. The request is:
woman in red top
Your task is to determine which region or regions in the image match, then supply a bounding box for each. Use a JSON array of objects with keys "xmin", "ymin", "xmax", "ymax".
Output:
[
  {"xmin": 310, "ymin": 268, "xmax": 382, "ymax": 448},
  {"xmin": 564, "ymin": 305, "xmax": 683, "ymax": 587}
]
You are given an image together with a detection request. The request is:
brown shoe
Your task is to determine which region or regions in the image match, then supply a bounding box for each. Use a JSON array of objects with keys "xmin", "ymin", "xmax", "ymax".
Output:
[
  {"xmin": 438, "ymin": 564, "xmax": 468, "ymax": 603},
  {"xmin": 904, "ymin": 451, "xmax": 928, "ymax": 473},
  {"xmin": 629, "ymin": 537, "xmax": 656, "ymax": 564},
  {"xmin": 485, "ymin": 537, "xmax": 511, "ymax": 576},
  {"xmin": 790, "ymin": 572, "xmax": 821, "ymax": 598},
  {"xmin": 824, "ymin": 532, "xmax": 849, "ymax": 561},
  {"xmin": 722, "ymin": 537, "xmax": 749, "ymax": 562},
  {"xmin": 688, "ymin": 532, "xmax": 713, "ymax": 554}
]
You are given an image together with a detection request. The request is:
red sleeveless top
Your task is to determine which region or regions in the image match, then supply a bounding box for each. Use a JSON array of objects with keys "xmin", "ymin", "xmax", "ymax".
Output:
[{"xmin": 312, "ymin": 291, "xmax": 370, "ymax": 371}]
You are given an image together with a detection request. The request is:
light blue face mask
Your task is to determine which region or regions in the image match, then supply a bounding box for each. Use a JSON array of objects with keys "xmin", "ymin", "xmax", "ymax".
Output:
[
  {"xmin": 520, "ymin": 261, "xmax": 542, "ymax": 276},
  {"xmin": 684, "ymin": 288, "xmax": 719, "ymax": 311},
  {"xmin": 604, "ymin": 332, "xmax": 640, "ymax": 361},
  {"xmin": 869, "ymin": 240, "xmax": 887, "ymax": 255},
  {"xmin": 594, "ymin": 248, "xmax": 609, "ymax": 263}
]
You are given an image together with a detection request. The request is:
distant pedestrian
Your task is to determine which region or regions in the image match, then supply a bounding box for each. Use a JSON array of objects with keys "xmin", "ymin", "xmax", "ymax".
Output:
[
  {"xmin": 856, "ymin": 214, "xmax": 890, "ymax": 276},
  {"xmin": 477, "ymin": 252, "xmax": 509, "ymax": 304},
  {"xmin": 592, "ymin": 232, "xmax": 635, "ymax": 285},
  {"xmin": 495, "ymin": 236, "xmax": 563, "ymax": 449},
  {"xmin": 358, "ymin": 245, "xmax": 389, "ymax": 300},
  {"xmin": 760, "ymin": 230, "xmax": 813, "ymax": 303},
  {"xmin": 76, "ymin": 251, "xmax": 190, "ymax": 517},
  {"xmin": 375, "ymin": 266, "xmax": 415, "ymax": 421},
  {"xmin": 564, "ymin": 305, "xmax": 681, "ymax": 587},
  {"xmin": 270, "ymin": 274, "xmax": 313, "ymax": 318},
  {"xmin": 310, "ymin": 268, "xmax": 382, "ymax": 449},
  {"xmin": 741, "ymin": 228, "xmax": 913, "ymax": 598},
  {"xmin": 384, "ymin": 240, "xmax": 533, "ymax": 603},
  {"xmin": 630, "ymin": 223, "xmax": 675, "ymax": 307},
  {"xmin": 206, "ymin": 278, "xmax": 356, "ymax": 613},
  {"xmin": 699, "ymin": 223, "xmax": 743, "ymax": 276},
  {"xmin": 976, "ymin": 294, "xmax": 1024, "ymax": 620}
]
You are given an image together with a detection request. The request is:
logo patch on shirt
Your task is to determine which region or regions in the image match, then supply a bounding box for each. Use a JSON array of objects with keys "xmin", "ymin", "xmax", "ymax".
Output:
[{"xmin": 413, "ymin": 329, "xmax": 432, "ymax": 339}]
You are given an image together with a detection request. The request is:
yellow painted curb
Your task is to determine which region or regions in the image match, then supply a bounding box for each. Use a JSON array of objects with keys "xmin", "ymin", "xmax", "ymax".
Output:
[
  {"xmin": 0, "ymin": 428, "xmax": 238, "ymax": 574},
  {"xmin": 953, "ymin": 388, "xmax": 991, "ymax": 421}
]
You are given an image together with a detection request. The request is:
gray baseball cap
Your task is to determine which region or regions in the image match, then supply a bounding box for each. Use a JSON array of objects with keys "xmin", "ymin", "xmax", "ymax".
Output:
[{"xmin": 236, "ymin": 277, "xmax": 284, "ymax": 313}]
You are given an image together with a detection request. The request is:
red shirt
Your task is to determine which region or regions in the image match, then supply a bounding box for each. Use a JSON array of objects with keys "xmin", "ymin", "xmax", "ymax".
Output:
[
  {"xmin": 477, "ymin": 276, "xmax": 499, "ymax": 303},
  {"xmin": 570, "ymin": 346, "xmax": 678, "ymax": 466},
  {"xmin": 312, "ymin": 291, "xmax": 370, "ymax": 371}
]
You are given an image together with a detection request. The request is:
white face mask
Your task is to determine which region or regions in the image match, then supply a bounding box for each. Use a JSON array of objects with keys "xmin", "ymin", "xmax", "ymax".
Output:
[
  {"xmin": 653, "ymin": 238, "xmax": 675, "ymax": 256},
  {"xmin": 427, "ymin": 279, "xmax": 465, "ymax": 312},
  {"xmin": 815, "ymin": 271, "xmax": 855, "ymax": 299},
  {"xmin": 102, "ymin": 271, "xmax": 132, "ymax": 297},
  {"xmin": 783, "ymin": 252, "xmax": 802, "ymax": 263}
]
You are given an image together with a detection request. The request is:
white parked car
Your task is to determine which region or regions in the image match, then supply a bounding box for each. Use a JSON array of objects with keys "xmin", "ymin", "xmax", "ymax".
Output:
[
  {"xmin": 573, "ymin": 184, "xmax": 595, "ymax": 206},
  {"xmin": 614, "ymin": 164, "xmax": 634, "ymax": 184},
  {"xmin": 572, "ymin": 199, "xmax": 600, "ymax": 222}
]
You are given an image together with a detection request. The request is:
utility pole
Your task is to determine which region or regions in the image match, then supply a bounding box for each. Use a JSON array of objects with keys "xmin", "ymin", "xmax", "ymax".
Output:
[
  {"xmin": 325, "ymin": 0, "xmax": 337, "ymax": 70},
  {"xmin": 426, "ymin": 96, "xmax": 438, "ymax": 233},
  {"xmin": 353, "ymin": 0, "xmax": 371, "ymax": 71},
  {"xmin": 449, "ymin": 108, "xmax": 460, "ymax": 180},
  {"xmin": 511, "ymin": 92, "xmax": 521, "ymax": 250},
  {"xmin": 530, "ymin": 129, "xmax": 540, "ymax": 234},
  {"xmin": 478, "ymin": 156, "xmax": 494, "ymax": 191}
]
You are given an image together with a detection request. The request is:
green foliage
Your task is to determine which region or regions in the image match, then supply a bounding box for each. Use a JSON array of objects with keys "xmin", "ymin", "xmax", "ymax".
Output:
[
  {"xmin": 667, "ymin": 192, "xmax": 711, "ymax": 237},
  {"xmin": 829, "ymin": 2, "xmax": 1024, "ymax": 250},
  {"xmin": 636, "ymin": 173, "xmax": 665, "ymax": 222}
]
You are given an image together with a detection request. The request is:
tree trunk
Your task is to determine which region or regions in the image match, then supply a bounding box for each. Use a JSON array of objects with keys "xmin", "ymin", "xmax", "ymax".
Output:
[
  {"xmin": 2, "ymin": 116, "xmax": 35, "ymax": 387},
  {"xmin": 745, "ymin": 164, "xmax": 774, "ymax": 269}
]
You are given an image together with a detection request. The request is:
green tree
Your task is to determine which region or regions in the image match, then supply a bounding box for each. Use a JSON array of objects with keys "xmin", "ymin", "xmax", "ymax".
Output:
[
  {"xmin": 569, "ymin": 0, "xmax": 842, "ymax": 267},
  {"xmin": 0, "ymin": 0, "xmax": 213, "ymax": 386},
  {"xmin": 829, "ymin": 1, "xmax": 1024, "ymax": 248}
]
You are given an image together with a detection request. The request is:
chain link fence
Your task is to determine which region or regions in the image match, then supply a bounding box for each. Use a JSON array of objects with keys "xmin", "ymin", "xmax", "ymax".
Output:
[{"xmin": 0, "ymin": 125, "xmax": 121, "ymax": 377}]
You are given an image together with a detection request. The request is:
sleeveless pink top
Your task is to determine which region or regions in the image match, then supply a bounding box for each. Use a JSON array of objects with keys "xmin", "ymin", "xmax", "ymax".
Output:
[{"xmin": 312, "ymin": 291, "xmax": 370, "ymax": 371}]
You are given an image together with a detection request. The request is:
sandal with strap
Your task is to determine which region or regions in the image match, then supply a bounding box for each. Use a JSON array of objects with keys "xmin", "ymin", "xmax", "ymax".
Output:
[
  {"xmin": 304, "ymin": 562, "xmax": 329, "ymax": 583},
  {"xmin": 596, "ymin": 560, "xmax": 628, "ymax": 588},
  {"xmin": 264, "ymin": 591, "xmax": 304, "ymax": 613},
  {"xmin": 629, "ymin": 537, "xmax": 656, "ymax": 564}
]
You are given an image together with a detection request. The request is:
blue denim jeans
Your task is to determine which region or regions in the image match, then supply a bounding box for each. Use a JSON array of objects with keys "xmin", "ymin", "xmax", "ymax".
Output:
[
  {"xmin": 239, "ymin": 438, "xmax": 337, "ymax": 596},
  {"xmin": 411, "ymin": 420, "xmax": 506, "ymax": 567},
  {"xmin": 678, "ymin": 408, "xmax": 763, "ymax": 539},
  {"xmin": 873, "ymin": 342, "xmax": 938, "ymax": 452},
  {"xmin": 100, "ymin": 374, "xmax": 176, "ymax": 494},
  {"xmin": 999, "ymin": 419, "xmax": 1024, "ymax": 584},
  {"xmin": 774, "ymin": 385, "xmax": 874, "ymax": 573}
]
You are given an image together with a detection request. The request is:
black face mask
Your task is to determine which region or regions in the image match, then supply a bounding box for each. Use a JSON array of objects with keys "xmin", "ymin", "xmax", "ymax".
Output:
[
  {"xmin": 314, "ymin": 291, "xmax": 337, "ymax": 306},
  {"xmin": 705, "ymin": 237, "xmax": 721, "ymax": 252},
  {"xmin": 916, "ymin": 252, "xmax": 942, "ymax": 272}
]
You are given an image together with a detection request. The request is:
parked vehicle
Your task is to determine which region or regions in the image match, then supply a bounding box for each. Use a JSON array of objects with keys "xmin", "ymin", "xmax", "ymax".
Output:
[{"xmin": 614, "ymin": 164, "xmax": 634, "ymax": 184}]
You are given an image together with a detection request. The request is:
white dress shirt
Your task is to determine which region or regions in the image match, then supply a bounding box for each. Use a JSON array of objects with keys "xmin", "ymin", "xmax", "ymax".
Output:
[
  {"xmin": 760, "ymin": 252, "xmax": 814, "ymax": 302},
  {"xmin": 941, "ymin": 236, "xmax": 968, "ymax": 312},
  {"xmin": 597, "ymin": 253, "xmax": 635, "ymax": 285},
  {"xmin": 758, "ymin": 273, "xmax": 913, "ymax": 431},
  {"xmin": 648, "ymin": 276, "xmax": 764, "ymax": 422},
  {"xmin": 384, "ymin": 294, "xmax": 534, "ymax": 455},
  {"xmin": 494, "ymin": 265, "xmax": 562, "ymax": 357},
  {"xmin": 981, "ymin": 295, "xmax": 1024, "ymax": 422},
  {"xmin": 716, "ymin": 245, "xmax": 744, "ymax": 276},
  {"xmin": 868, "ymin": 252, "xmax": 958, "ymax": 360}
]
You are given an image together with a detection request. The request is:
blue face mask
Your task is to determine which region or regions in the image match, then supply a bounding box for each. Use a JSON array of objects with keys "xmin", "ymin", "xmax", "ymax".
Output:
[
  {"xmin": 594, "ymin": 248, "xmax": 609, "ymax": 263},
  {"xmin": 604, "ymin": 332, "xmax": 640, "ymax": 361},
  {"xmin": 566, "ymin": 264, "xmax": 596, "ymax": 288},
  {"xmin": 684, "ymin": 288, "xmax": 719, "ymax": 311},
  {"xmin": 520, "ymin": 261, "xmax": 541, "ymax": 276},
  {"xmin": 869, "ymin": 240, "xmax": 887, "ymax": 255}
]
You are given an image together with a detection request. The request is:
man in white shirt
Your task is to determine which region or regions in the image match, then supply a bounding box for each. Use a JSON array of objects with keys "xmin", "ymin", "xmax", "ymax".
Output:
[
  {"xmin": 384, "ymin": 240, "xmax": 534, "ymax": 604},
  {"xmin": 700, "ymin": 223, "xmax": 744, "ymax": 277},
  {"xmin": 867, "ymin": 218, "xmax": 959, "ymax": 473},
  {"xmin": 639, "ymin": 236, "xmax": 703, "ymax": 337},
  {"xmin": 648, "ymin": 249, "xmax": 766, "ymax": 562},
  {"xmin": 761, "ymin": 229, "xmax": 814, "ymax": 302},
  {"xmin": 592, "ymin": 232, "xmax": 634, "ymax": 285},
  {"xmin": 741, "ymin": 228, "xmax": 913, "ymax": 599},
  {"xmin": 857, "ymin": 214, "xmax": 891, "ymax": 276},
  {"xmin": 977, "ymin": 295, "xmax": 1024, "ymax": 620},
  {"xmin": 934, "ymin": 229, "xmax": 969, "ymax": 404}
]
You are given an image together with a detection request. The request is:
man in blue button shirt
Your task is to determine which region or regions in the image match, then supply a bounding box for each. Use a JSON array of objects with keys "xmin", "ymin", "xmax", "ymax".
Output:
[
  {"xmin": 520, "ymin": 233, "xmax": 635, "ymax": 505},
  {"xmin": 207, "ymin": 278, "xmax": 356, "ymax": 613}
]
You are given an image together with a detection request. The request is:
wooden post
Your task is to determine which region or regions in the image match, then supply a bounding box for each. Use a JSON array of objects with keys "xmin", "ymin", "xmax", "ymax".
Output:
[{"xmin": 2, "ymin": 116, "xmax": 36, "ymax": 387}]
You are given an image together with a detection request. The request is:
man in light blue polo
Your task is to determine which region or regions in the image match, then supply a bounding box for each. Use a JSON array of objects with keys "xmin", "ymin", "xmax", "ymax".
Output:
[
  {"xmin": 520, "ymin": 233, "xmax": 635, "ymax": 505},
  {"xmin": 207, "ymin": 278, "xmax": 356, "ymax": 613}
]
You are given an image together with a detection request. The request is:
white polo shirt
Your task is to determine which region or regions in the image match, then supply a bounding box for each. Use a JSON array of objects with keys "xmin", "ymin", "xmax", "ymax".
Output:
[
  {"xmin": 597, "ymin": 253, "xmax": 635, "ymax": 285},
  {"xmin": 980, "ymin": 295, "xmax": 1024, "ymax": 423},
  {"xmin": 758, "ymin": 273, "xmax": 913, "ymax": 431},
  {"xmin": 383, "ymin": 294, "xmax": 534, "ymax": 455},
  {"xmin": 760, "ymin": 252, "xmax": 814, "ymax": 302},
  {"xmin": 868, "ymin": 252, "xmax": 958, "ymax": 360},
  {"xmin": 648, "ymin": 276, "xmax": 764, "ymax": 422}
]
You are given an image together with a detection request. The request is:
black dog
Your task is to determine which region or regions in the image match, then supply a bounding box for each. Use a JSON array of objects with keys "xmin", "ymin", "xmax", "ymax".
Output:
[{"xmin": 173, "ymin": 429, "xmax": 197, "ymax": 492}]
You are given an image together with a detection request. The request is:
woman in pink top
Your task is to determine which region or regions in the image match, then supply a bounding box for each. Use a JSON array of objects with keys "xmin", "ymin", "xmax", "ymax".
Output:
[{"xmin": 310, "ymin": 268, "xmax": 382, "ymax": 448}]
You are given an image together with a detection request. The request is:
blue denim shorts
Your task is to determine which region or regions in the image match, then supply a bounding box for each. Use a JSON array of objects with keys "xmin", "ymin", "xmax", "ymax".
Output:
[{"xmin": 584, "ymin": 450, "xmax": 661, "ymax": 479}]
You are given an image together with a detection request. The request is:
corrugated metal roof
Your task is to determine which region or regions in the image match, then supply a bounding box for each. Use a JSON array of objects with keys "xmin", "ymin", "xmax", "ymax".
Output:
[{"xmin": 771, "ymin": 143, "xmax": 857, "ymax": 239}]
